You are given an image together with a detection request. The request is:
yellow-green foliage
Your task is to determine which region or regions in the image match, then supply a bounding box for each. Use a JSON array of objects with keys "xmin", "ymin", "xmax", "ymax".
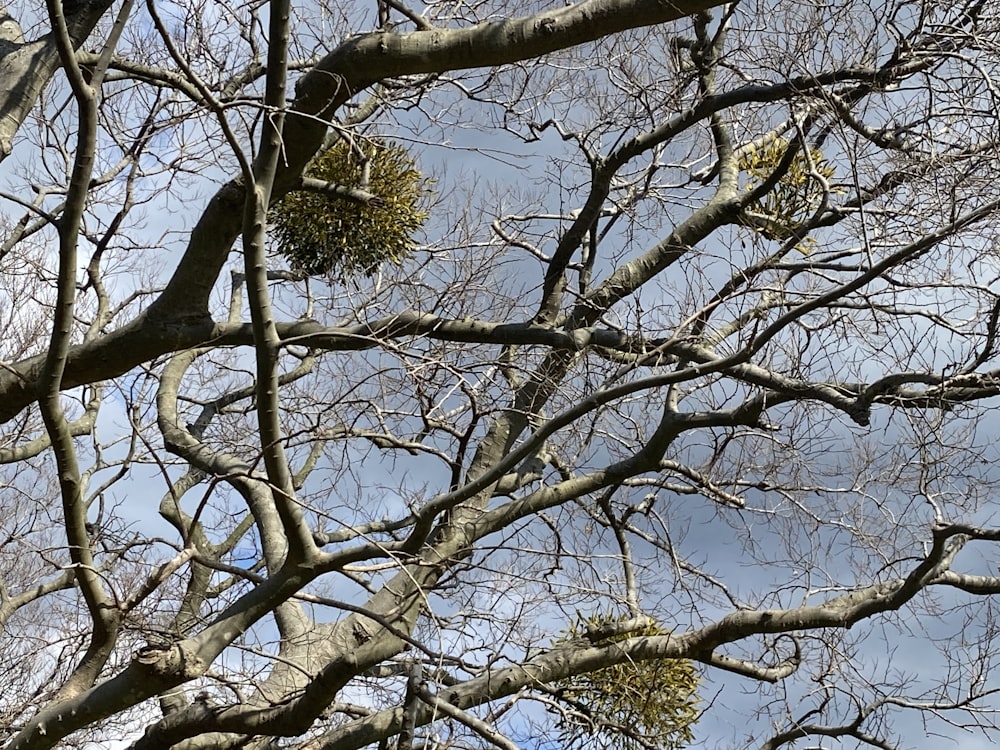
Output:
[
  {"xmin": 269, "ymin": 137, "xmax": 430, "ymax": 278},
  {"xmin": 739, "ymin": 137, "xmax": 837, "ymax": 248},
  {"xmin": 553, "ymin": 614, "xmax": 699, "ymax": 750}
]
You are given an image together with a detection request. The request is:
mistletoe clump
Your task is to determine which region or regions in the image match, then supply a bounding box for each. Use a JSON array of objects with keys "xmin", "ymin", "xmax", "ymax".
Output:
[
  {"xmin": 738, "ymin": 137, "xmax": 838, "ymax": 250},
  {"xmin": 551, "ymin": 614, "xmax": 700, "ymax": 750},
  {"xmin": 270, "ymin": 137, "xmax": 430, "ymax": 278}
]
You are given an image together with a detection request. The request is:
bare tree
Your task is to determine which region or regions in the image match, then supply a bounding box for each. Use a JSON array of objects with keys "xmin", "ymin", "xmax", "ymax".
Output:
[{"xmin": 3, "ymin": 0, "xmax": 1000, "ymax": 748}]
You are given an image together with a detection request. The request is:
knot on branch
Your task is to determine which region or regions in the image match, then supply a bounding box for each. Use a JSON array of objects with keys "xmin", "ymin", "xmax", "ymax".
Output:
[
  {"xmin": 133, "ymin": 642, "xmax": 201, "ymax": 680},
  {"xmin": 537, "ymin": 17, "xmax": 557, "ymax": 34}
]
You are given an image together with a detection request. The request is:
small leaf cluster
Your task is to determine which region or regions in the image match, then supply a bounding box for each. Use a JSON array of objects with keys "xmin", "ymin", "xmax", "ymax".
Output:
[
  {"xmin": 738, "ymin": 137, "xmax": 838, "ymax": 250},
  {"xmin": 551, "ymin": 614, "xmax": 700, "ymax": 750},
  {"xmin": 269, "ymin": 137, "xmax": 430, "ymax": 278}
]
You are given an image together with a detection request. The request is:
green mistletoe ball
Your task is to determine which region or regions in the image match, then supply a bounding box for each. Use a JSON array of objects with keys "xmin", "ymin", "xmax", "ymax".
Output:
[
  {"xmin": 270, "ymin": 137, "xmax": 431, "ymax": 278},
  {"xmin": 552, "ymin": 614, "xmax": 700, "ymax": 750}
]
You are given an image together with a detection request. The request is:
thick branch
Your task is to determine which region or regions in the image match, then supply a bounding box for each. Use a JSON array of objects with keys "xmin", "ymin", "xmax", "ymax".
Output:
[{"xmin": 0, "ymin": 0, "xmax": 114, "ymax": 159}]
